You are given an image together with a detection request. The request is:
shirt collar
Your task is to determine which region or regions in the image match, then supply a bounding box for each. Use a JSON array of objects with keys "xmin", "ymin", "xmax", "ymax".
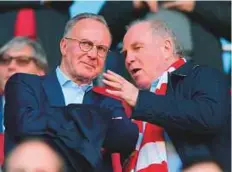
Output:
[
  {"xmin": 150, "ymin": 78, "xmax": 160, "ymax": 92},
  {"xmin": 56, "ymin": 66, "xmax": 93, "ymax": 92}
]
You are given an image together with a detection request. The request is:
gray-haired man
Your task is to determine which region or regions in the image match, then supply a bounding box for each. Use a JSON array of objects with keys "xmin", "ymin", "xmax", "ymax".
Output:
[
  {"xmin": 4, "ymin": 13, "xmax": 138, "ymax": 172},
  {"xmin": 0, "ymin": 36, "xmax": 48, "ymax": 166},
  {"xmin": 0, "ymin": 36, "xmax": 48, "ymax": 93}
]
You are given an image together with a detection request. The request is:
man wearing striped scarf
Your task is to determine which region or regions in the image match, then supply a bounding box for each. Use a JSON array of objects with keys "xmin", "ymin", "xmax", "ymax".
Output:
[{"xmin": 103, "ymin": 19, "xmax": 230, "ymax": 172}]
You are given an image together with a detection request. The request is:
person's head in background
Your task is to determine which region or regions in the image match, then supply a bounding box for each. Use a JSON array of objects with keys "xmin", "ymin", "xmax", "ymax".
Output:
[
  {"xmin": 0, "ymin": 37, "xmax": 48, "ymax": 93},
  {"xmin": 4, "ymin": 138, "xmax": 66, "ymax": 172},
  {"xmin": 182, "ymin": 160, "xmax": 223, "ymax": 172},
  {"xmin": 122, "ymin": 19, "xmax": 183, "ymax": 89},
  {"xmin": 60, "ymin": 13, "xmax": 112, "ymax": 85}
]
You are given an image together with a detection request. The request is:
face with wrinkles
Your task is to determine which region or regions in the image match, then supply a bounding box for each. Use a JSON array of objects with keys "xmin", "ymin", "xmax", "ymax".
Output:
[
  {"xmin": 122, "ymin": 21, "xmax": 174, "ymax": 89},
  {"xmin": 60, "ymin": 18, "xmax": 111, "ymax": 85}
]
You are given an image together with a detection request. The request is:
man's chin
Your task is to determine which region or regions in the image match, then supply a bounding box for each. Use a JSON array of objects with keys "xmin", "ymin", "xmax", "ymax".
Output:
[
  {"xmin": 135, "ymin": 80, "xmax": 150, "ymax": 90},
  {"xmin": 76, "ymin": 73, "xmax": 97, "ymax": 82}
]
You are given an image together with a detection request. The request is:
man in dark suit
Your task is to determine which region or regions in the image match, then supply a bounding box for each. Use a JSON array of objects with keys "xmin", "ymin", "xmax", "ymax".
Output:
[
  {"xmin": 103, "ymin": 19, "xmax": 230, "ymax": 172},
  {"xmin": 0, "ymin": 36, "xmax": 48, "ymax": 165},
  {"xmin": 4, "ymin": 13, "xmax": 138, "ymax": 172}
]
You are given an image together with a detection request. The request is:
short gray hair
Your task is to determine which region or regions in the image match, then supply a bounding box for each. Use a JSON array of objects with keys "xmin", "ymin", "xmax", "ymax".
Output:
[
  {"xmin": 0, "ymin": 37, "xmax": 48, "ymax": 72},
  {"xmin": 63, "ymin": 12, "xmax": 111, "ymax": 39},
  {"xmin": 127, "ymin": 19, "xmax": 183, "ymax": 57}
]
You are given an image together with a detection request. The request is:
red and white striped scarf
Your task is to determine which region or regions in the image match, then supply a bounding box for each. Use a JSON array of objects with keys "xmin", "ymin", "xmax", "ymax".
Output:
[{"xmin": 123, "ymin": 58, "xmax": 186, "ymax": 172}]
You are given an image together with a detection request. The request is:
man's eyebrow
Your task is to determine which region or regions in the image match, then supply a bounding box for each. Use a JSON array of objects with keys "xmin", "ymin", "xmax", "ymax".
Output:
[
  {"xmin": 120, "ymin": 41, "xmax": 144, "ymax": 54},
  {"xmin": 131, "ymin": 42, "xmax": 144, "ymax": 47}
]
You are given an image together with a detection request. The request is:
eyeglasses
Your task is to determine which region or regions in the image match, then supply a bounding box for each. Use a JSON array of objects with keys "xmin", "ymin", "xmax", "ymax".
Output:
[
  {"xmin": 65, "ymin": 37, "xmax": 110, "ymax": 57},
  {"xmin": 0, "ymin": 54, "xmax": 35, "ymax": 66}
]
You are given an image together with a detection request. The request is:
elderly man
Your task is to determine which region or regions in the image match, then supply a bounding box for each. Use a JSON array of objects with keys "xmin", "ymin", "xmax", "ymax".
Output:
[
  {"xmin": 4, "ymin": 13, "xmax": 138, "ymax": 172},
  {"xmin": 0, "ymin": 36, "xmax": 48, "ymax": 165},
  {"xmin": 103, "ymin": 19, "xmax": 230, "ymax": 172}
]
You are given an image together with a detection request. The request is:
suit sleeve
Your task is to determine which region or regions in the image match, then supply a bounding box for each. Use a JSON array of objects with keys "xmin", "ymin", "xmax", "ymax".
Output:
[
  {"xmin": 191, "ymin": 1, "xmax": 231, "ymax": 41},
  {"xmin": 4, "ymin": 74, "xmax": 55, "ymax": 138},
  {"xmin": 132, "ymin": 67, "xmax": 230, "ymax": 134},
  {"xmin": 103, "ymin": 99, "xmax": 138, "ymax": 155}
]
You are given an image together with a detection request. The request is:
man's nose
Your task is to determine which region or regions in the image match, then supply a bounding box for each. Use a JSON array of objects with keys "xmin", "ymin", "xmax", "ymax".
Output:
[
  {"xmin": 87, "ymin": 46, "xmax": 98, "ymax": 59},
  {"xmin": 7, "ymin": 59, "xmax": 18, "ymax": 71},
  {"xmin": 125, "ymin": 52, "xmax": 136, "ymax": 65}
]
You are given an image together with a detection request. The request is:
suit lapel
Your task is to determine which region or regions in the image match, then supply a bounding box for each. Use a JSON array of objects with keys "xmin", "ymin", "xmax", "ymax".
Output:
[
  {"xmin": 42, "ymin": 71, "xmax": 107, "ymax": 106},
  {"xmin": 42, "ymin": 70, "xmax": 65, "ymax": 107},
  {"xmin": 83, "ymin": 89, "xmax": 104, "ymax": 105}
]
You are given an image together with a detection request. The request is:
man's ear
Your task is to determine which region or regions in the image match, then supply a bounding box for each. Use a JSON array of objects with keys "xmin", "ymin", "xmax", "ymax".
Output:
[
  {"xmin": 163, "ymin": 39, "xmax": 173, "ymax": 60},
  {"xmin": 60, "ymin": 38, "xmax": 67, "ymax": 57}
]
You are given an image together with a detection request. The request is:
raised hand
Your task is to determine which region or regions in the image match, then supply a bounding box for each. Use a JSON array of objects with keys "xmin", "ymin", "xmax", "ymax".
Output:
[{"xmin": 102, "ymin": 70, "xmax": 139, "ymax": 107}]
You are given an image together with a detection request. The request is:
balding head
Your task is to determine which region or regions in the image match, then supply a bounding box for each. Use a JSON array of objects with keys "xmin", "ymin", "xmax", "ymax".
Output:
[
  {"xmin": 183, "ymin": 161, "xmax": 223, "ymax": 172},
  {"xmin": 124, "ymin": 19, "xmax": 182, "ymax": 56},
  {"xmin": 5, "ymin": 139, "xmax": 65, "ymax": 172},
  {"xmin": 122, "ymin": 19, "xmax": 180, "ymax": 89}
]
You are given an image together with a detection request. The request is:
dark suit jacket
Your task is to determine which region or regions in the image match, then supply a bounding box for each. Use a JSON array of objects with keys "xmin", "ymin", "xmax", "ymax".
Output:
[
  {"xmin": 4, "ymin": 71, "xmax": 138, "ymax": 172},
  {"xmin": 131, "ymin": 61, "xmax": 231, "ymax": 171},
  {"xmin": 0, "ymin": 1, "xmax": 72, "ymax": 70}
]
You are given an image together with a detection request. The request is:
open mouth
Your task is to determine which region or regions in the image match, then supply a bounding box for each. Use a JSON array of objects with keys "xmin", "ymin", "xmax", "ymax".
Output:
[{"xmin": 131, "ymin": 68, "xmax": 141, "ymax": 75}]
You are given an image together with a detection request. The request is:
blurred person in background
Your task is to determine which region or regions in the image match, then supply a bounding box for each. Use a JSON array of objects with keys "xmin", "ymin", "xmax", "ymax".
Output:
[
  {"xmin": 182, "ymin": 158, "xmax": 223, "ymax": 172},
  {"xmin": 0, "ymin": 1, "xmax": 72, "ymax": 70},
  {"xmin": 103, "ymin": 18, "xmax": 230, "ymax": 172},
  {"xmin": 4, "ymin": 13, "xmax": 138, "ymax": 172},
  {"xmin": 4, "ymin": 138, "xmax": 66, "ymax": 172},
  {"xmin": 0, "ymin": 36, "xmax": 48, "ymax": 165},
  {"xmin": 0, "ymin": 37, "xmax": 48, "ymax": 93}
]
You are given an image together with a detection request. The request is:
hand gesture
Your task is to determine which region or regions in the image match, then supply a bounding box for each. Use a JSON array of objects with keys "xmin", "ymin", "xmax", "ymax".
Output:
[{"xmin": 103, "ymin": 70, "xmax": 139, "ymax": 107}]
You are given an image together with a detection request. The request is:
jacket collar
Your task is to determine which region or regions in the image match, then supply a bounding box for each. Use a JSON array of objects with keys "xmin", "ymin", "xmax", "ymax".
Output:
[
  {"xmin": 42, "ymin": 70, "xmax": 104, "ymax": 107},
  {"xmin": 171, "ymin": 60, "xmax": 200, "ymax": 77},
  {"xmin": 42, "ymin": 70, "xmax": 65, "ymax": 107},
  {"xmin": 167, "ymin": 60, "xmax": 200, "ymax": 91}
]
